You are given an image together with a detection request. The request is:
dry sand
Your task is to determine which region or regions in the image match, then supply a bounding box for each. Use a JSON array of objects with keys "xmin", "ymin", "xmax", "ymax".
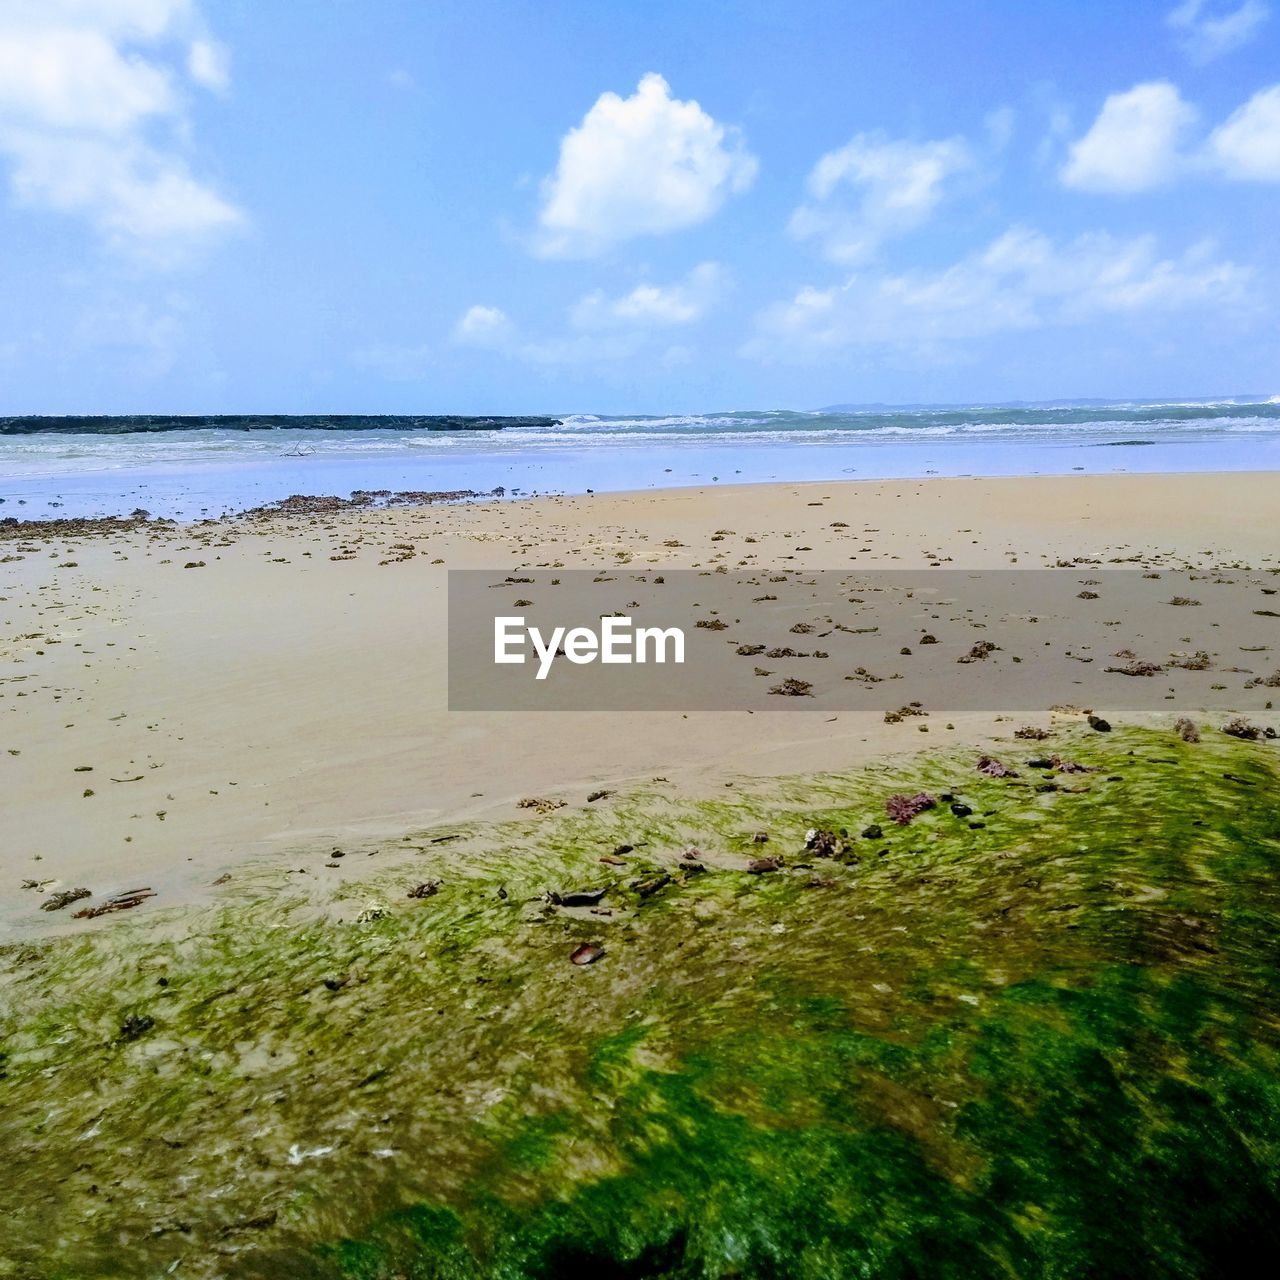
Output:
[{"xmin": 2, "ymin": 471, "xmax": 1277, "ymax": 935}]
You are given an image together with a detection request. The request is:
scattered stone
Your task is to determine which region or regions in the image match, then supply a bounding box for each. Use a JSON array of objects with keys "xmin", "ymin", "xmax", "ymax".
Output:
[
  {"xmin": 1088, "ymin": 715, "xmax": 1112, "ymax": 732},
  {"xmin": 632, "ymin": 873, "xmax": 671, "ymax": 899},
  {"xmin": 1105, "ymin": 659, "xmax": 1164, "ymax": 677},
  {"xmin": 407, "ymin": 881, "xmax": 441, "ymax": 899},
  {"xmin": 557, "ymin": 887, "xmax": 607, "ymax": 907},
  {"xmin": 769, "ymin": 677, "xmax": 813, "ymax": 697},
  {"xmin": 976, "ymin": 756, "xmax": 1019, "ymax": 778},
  {"xmin": 1014, "ymin": 726, "xmax": 1051, "ymax": 740},
  {"xmin": 884, "ymin": 703, "xmax": 927, "ymax": 724},
  {"xmin": 1050, "ymin": 755, "xmax": 1093, "ymax": 774},
  {"xmin": 570, "ymin": 943, "xmax": 604, "ymax": 966},
  {"xmin": 747, "ymin": 856, "xmax": 783, "ymax": 874},
  {"xmin": 119, "ymin": 1013, "xmax": 155, "ymax": 1041},
  {"xmin": 1222, "ymin": 717, "xmax": 1264, "ymax": 740},
  {"xmin": 586, "ymin": 789, "xmax": 614, "ymax": 803},
  {"xmin": 886, "ymin": 792, "xmax": 937, "ymax": 825},
  {"xmin": 518, "ymin": 797, "xmax": 566, "ymax": 814},
  {"xmin": 949, "ymin": 802, "xmax": 974, "ymax": 818},
  {"xmin": 958, "ymin": 641, "xmax": 999, "ymax": 663},
  {"xmin": 1175, "ymin": 717, "xmax": 1201, "ymax": 743},
  {"xmin": 861, "ymin": 823, "xmax": 884, "ymax": 839},
  {"xmin": 804, "ymin": 828, "xmax": 841, "ymax": 857}
]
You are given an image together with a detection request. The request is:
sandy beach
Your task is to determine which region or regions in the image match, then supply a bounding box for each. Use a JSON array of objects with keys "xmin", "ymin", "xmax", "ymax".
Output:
[
  {"xmin": 2, "ymin": 469, "xmax": 1280, "ymax": 1275},
  {"xmin": 3, "ymin": 470, "xmax": 1277, "ymax": 935}
]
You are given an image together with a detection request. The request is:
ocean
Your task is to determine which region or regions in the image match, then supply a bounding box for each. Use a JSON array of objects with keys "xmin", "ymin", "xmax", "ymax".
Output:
[{"xmin": 2, "ymin": 400, "xmax": 1278, "ymax": 520}]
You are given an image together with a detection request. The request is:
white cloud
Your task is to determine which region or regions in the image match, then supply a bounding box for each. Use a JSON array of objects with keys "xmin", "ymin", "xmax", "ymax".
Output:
[
  {"xmin": 0, "ymin": 0, "xmax": 242, "ymax": 252},
  {"xmin": 1168, "ymin": 1, "xmax": 1269, "ymax": 63},
  {"xmin": 1208, "ymin": 84, "xmax": 1280, "ymax": 179},
  {"xmin": 0, "ymin": 28, "xmax": 174, "ymax": 131},
  {"xmin": 187, "ymin": 38, "xmax": 228, "ymax": 92},
  {"xmin": 571, "ymin": 262, "xmax": 724, "ymax": 329},
  {"xmin": 789, "ymin": 133, "xmax": 973, "ymax": 263},
  {"xmin": 453, "ymin": 272, "xmax": 721, "ymax": 369},
  {"xmin": 5, "ymin": 131, "xmax": 240, "ymax": 239},
  {"xmin": 454, "ymin": 305, "xmax": 515, "ymax": 347},
  {"xmin": 535, "ymin": 73, "xmax": 757, "ymax": 257},
  {"xmin": 1062, "ymin": 79, "xmax": 1280, "ymax": 190},
  {"xmin": 1060, "ymin": 82, "xmax": 1197, "ymax": 192},
  {"xmin": 748, "ymin": 228, "xmax": 1248, "ymax": 360}
]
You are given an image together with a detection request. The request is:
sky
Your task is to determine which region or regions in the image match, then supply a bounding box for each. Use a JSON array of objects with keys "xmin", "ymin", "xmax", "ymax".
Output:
[{"xmin": 0, "ymin": 0, "xmax": 1278, "ymax": 414}]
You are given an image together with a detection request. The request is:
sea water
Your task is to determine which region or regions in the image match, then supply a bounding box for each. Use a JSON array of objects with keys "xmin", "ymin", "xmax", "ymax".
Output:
[{"xmin": 2, "ymin": 401, "xmax": 1278, "ymax": 520}]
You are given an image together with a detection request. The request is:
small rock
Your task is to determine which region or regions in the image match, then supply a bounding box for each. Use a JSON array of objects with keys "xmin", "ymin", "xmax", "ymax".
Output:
[
  {"xmin": 1172, "ymin": 716, "xmax": 1203, "ymax": 747},
  {"xmin": 976, "ymin": 756, "xmax": 1019, "ymax": 778},
  {"xmin": 558, "ymin": 887, "xmax": 607, "ymax": 907},
  {"xmin": 120, "ymin": 1013, "xmax": 155, "ymax": 1041},
  {"xmin": 633, "ymin": 873, "xmax": 671, "ymax": 899}
]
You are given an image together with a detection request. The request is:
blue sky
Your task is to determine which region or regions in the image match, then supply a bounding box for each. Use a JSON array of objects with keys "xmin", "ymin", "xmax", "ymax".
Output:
[{"xmin": 1, "ymin": 0, "xmax": 1278, "ymax": 414}]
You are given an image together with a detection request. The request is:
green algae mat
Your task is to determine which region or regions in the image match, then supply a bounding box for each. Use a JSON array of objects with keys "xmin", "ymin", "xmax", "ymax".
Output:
[{"xmin": 2, "ymin": 727, "xmax": 1279, "ymax": 1278}]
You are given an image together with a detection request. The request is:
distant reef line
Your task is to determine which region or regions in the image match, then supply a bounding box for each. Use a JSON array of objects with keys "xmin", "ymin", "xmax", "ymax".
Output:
[{"xmin": 0, "ymin": 414, "xmax": 562, "ymax": 435}]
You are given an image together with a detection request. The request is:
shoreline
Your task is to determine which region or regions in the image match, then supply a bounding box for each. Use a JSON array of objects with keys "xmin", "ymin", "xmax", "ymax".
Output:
[
  {"xmin": 4, "ymin": 430, "xmax": 1279, "ymax": 521},
  {"xmin": 3, "ymin": 461, "xmax": 1279, "ymax": 532}
]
